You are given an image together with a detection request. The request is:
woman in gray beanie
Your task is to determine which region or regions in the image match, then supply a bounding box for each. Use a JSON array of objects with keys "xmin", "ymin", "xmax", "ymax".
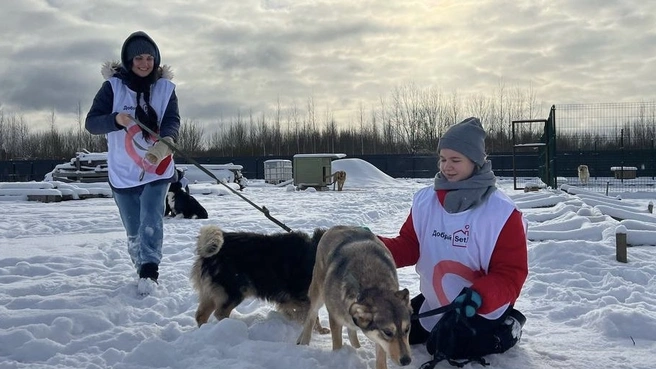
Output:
[
  {"xmin": 379, "ymin": 117, "xmax": 528, "ymax": 367},
  {"xmin": 85, "ymin": 31, "xmax": 181, "ymax": 296}
]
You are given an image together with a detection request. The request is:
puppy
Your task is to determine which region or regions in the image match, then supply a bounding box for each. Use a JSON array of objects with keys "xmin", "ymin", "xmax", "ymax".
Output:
[
  {"xmin": 166, "ymin": 181, "xmax": 208, "ymax": 219},
  {"xmin": 191, "ymin": 225, "xmax": 328, "ymax": 333},
  {"xmin": 297, "ymin": 226, "xmax": 412, "ymax": 369},
  {"xmin": 578, "ymin": 164, "xmax": 590, "ymax": 185}
]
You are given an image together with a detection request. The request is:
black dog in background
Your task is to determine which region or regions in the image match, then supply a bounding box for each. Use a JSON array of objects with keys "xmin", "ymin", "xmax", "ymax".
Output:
[
  {"xmin": 165, "ymin": 169, "xmax": 188, "ymax": 217},
  {"xmin": 165, "ymin": 181, "xmax": 209, "ymax": 219}
]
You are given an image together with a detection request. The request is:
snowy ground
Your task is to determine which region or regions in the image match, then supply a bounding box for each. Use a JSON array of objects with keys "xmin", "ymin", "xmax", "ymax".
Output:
[{"xmin": 1, "ymin": 158, "xmax": 656, "ymax": 369}]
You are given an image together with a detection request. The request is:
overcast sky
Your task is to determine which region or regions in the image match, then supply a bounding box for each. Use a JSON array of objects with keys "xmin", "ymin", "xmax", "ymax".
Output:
[{"xmin": 2, "ymin": 0, "xmax": 656, "ymax": 132}]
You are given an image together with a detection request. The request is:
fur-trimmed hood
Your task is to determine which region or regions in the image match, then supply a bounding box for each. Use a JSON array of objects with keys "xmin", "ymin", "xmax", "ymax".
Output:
[{"xmin": 101, "ymin": 61, "xmax": 174, "ymax": 81}]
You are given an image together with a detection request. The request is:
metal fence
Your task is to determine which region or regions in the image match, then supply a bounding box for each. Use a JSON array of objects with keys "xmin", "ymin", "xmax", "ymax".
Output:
[
  {"xmin": 553, "ymin": 103, "xmax": 656, "ymax": 192},
  {"xmin": 2, "ymin": 102, "xmax": 656, "ymax": 194},
  {"xmin": 0, "ymin": 155, "xmax": 443, "ymax": 183},
  {"xmin": 0, "ymin": 151, "xmax": 642, "ymax": 178}
]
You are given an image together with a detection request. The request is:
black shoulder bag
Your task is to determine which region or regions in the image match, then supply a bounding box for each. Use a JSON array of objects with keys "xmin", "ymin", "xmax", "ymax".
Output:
[{"xmin": 414, "ymin": 299, "xmax": 526, "ymax": 368}]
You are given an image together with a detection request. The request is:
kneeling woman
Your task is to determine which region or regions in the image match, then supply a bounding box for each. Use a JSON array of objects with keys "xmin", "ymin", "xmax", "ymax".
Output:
[{"xmin": 378, "ymin": 117, "xmax": 528, "ymax": 367}]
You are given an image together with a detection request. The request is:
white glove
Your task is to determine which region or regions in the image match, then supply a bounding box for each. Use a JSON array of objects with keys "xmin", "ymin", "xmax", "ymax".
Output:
[{"xmin": 145, "ymin": 136, "xmax": 174, "ymax": 164}]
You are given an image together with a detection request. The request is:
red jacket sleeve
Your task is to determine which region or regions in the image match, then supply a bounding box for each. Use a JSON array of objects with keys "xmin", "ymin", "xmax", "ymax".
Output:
[
  {"xmin": 471, "ymin": 209, "xmax": 528, "ymax": 314},
  {"xmin": 378, "ymin": 212, "xmax": 420, "ymax": 268}
]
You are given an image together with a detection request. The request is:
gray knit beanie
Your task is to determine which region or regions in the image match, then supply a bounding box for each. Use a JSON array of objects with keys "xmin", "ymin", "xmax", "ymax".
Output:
[
  {"xmin": 437, "ymin": 117, "xmax": 487, "ymax": 166},
  {"xmin": 121, "ymin": 31, "xmax": 160, "ymax": 70}
]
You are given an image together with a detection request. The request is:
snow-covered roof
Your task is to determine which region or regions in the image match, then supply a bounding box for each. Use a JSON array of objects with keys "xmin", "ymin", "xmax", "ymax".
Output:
[
  {"xmin": 293, "ymin": 153, "xmax": 347, "ymax": 158},
  {"xmin": 610, "ymin": 166, "xmax": 638, "ymax": 171}
]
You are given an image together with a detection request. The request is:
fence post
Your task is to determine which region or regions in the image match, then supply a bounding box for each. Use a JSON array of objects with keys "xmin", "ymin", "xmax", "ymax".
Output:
[
  {"xmin": 615, "ymin": 226, "xmax": 628, "ymax": 263},
  {"xmin": 620, "ymin": 129, "xmax": 625, "ymax": 184}
]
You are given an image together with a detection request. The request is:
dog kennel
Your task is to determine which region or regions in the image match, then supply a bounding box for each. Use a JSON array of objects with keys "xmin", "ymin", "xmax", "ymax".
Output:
[
  {"xmin": 611, "ymin": 166, "xmax": 637, "ymax": 179},
  {"xmin": 264, "ymin": 159, "xmax": 293, "ymax": 184},
  {"xmin": 293, "ymin": 153, "xmax": 346, "ymax": 190}
]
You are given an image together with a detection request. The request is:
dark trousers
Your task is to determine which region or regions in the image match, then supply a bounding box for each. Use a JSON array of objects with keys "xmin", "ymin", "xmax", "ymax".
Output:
[
  {"xmin": 409, "ymin": 294, "xmax": 430, "ymax": 344},
  {"xmin": 409, "ymin": 293, "xmax": 516, "ymax": 345}
]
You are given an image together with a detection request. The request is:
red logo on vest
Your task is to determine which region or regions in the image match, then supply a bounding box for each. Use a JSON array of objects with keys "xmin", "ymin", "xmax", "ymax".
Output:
[
  {"xmin": 452, "ymin": 225, "xmax": 470, "ymax": 248},
  {"xmin": 433, "ymin": 260, "xmax": 483, "ymax": 306},
  {"xmin": 124, "ymin": 123, "xmax": 170, "ymax": 174}
]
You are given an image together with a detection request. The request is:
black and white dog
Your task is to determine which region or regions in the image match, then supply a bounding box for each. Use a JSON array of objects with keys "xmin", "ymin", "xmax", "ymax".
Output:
[{"xmin": 165, "ymin": 181, "xmax": 208, "ymax": 219}]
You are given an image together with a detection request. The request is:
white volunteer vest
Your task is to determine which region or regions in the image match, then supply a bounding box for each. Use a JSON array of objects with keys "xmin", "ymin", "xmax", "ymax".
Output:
[
  {"xmin": 106, "ymin": 77, "xmax": 176, "ymax": 188},
  {"xmin": 411, "ymin": 187, "xmax": 517, "ymax": 330}
]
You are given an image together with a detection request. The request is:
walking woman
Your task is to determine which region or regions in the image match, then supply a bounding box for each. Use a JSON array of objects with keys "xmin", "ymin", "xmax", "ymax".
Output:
[{"xmin": 86, "ymin": 31, "xmax": 180, "ymax": 295}]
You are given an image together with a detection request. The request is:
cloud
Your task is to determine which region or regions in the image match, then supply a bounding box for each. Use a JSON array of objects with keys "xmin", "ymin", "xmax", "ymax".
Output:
[{"xmin": 1, "ymin": 0, "xmax": 656, "ymax": 132}]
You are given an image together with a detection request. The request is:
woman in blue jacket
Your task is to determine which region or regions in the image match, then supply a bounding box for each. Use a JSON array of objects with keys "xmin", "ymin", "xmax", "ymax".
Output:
[{"xmin": 85, "ymin": 31, "xmax": 180, "ymax": 295}]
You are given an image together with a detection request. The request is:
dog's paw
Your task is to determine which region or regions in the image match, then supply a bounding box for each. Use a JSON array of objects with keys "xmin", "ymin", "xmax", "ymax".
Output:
[
  {"xmin": 296, "ymin": 331, "xmax": 311, "ymax": 345},
  {"xmin": 313, "ymin": 317, "xmax": 331, "ymax": 334}
]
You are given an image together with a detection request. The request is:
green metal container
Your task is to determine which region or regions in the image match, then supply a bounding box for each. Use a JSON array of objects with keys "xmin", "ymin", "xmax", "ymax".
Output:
[{"xmin": 293, "ymin": 153, "xmax": 346, "ymax": 190}]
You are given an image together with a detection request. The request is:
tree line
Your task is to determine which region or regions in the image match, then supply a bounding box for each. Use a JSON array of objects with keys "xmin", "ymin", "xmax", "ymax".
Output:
[{"xmin": 1, "ymin": 84, "xmax": 654, "ymax": 161}]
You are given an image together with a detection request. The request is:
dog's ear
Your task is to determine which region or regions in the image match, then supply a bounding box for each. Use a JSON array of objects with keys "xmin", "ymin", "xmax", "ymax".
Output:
[
  {"xmin": 396, "ymin": 288, "xmax": 410, "ymax": 304},
  {"xmin": 349, "ymin": 303, "xmax": 373, "ymax": 329}
]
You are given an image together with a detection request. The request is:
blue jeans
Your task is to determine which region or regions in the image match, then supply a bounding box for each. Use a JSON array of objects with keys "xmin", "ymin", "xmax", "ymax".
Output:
[{"xmin": 112, "ymin": 180, "xmax": 168, "ymax": 273}]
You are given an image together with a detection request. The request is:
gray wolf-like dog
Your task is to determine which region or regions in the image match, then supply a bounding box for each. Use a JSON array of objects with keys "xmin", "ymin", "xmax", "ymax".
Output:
[
  {"xmin": 578, "ymin": 164, "xmax": 590, "ymax": 185},
  {"xmin": 191, "ymin": 225, "xmax": 328, "ymax": 333},
  {"xmin": 296, "ymin": 226, "xmax": 412, "ymax": 369}
]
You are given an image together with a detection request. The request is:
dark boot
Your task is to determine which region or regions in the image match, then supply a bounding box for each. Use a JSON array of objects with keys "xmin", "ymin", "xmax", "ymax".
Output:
[{"xmin": 139, "ymin": 262, "xmax": 159, "ymax": 282}]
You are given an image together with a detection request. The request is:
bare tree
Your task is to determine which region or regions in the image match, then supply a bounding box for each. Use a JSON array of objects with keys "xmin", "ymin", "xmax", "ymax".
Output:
[
  {"xmin": 379, "ymin": 95, "xmax": 395, "ymax": 154},
  {"xmin": 306, "ymin": 96, "xmax": 317, "ymax": 152},
  {"xmin": 323, "ymin": 109, "xmax": 337, "ymax": 153},
  {"xmin": 257, "ymin": 112, "xmax": 269, "ymax": 156},
  {"xmin": 389, "ymin": 83, "xmax": 422, "ymax": 153},
  {"xmin": 248, "ymin": 110, "xmax": 258, "ymax": 156},
  {"xmin": 17, "ymin": 82, "xmax": 656, "ymax": 160},
  {"xmin": 5, "ymin": 113, "xmax": 31, "ymax": 159},
  {"xmin": 288, "ymin": 103, "xmax": 301, "ymax": 153},
  {"xmin": 446, "ymin": 90, "xmax": 461, "ymax": 126},
  {"xmin": 75, "ymin": 101, "xmax": 84, "ymax": 151},
  {"xmin": 358, "ymin": 102, "xmax": 366, "ymax": 154},
  {"xmin": 368, "ymin": 105, "xmax": 379, "ymax": 154},
  {"xmin": 178, "ymin": 119, "xmax": 205, "ymax": 155},
  {"xmin": 273, "ymin": 98, "xmax": 282, "ymax": 155},
  {"xmin": 419, "ymin": 87, "xmax": 444, "ymax": 152},
  {"xmin": 0, "ymin": 109, "xmax": 6, "ymax": 159}
]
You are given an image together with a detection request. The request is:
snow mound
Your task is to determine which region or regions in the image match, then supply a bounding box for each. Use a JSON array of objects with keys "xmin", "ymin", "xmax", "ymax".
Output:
[{"xmin": 332, "ymin": 158, "xmax": 401, "ymax": 188}]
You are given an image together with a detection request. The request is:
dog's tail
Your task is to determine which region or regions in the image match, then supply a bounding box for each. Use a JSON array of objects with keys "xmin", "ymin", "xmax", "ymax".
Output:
[
  {"xmin": 311, "ymin": 228, "xmax": 327, "ymax": 246},
  {"xmin": 196, "ymin": 225, "xmax": 225, "ymax": 258}
]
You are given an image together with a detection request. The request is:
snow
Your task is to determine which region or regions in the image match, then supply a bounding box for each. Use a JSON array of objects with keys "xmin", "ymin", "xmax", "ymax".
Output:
[
  {"xmin": 1, "ymin": 158, "xmax": 656, "ymax": 369},
  {"xmin": 293, "ymin": 153, "xmax": 347, "ymax": 158}
]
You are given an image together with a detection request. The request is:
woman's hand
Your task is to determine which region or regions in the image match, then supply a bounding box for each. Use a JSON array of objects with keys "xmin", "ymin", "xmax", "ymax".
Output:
[
  {"xmin": 115, "ymin": 113, "xmax": 133, "ymax": 128},
  {"xmin": 145, "ymin": 137, "xmax": 174, "ymax": 164},
  {"xmin": 453, "ymin": 288, "xmax": 482, "ymax": 318}
]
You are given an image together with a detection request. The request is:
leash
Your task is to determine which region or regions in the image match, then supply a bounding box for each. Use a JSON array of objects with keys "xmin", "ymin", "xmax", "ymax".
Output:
[
  {"xmin": 128, "ymin": 116, "xmax": 293, "ymax": 232},
  {"xmin": 411, "ymin": 301, "xmax": 457, "ymax": 320},
  {"xmin": 413, "ymin": 291, "xmax": 477, "ymax": 334},
  {"xmin": 413, "ymin": 288, "xmax": 479, "ymax": 320}
]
